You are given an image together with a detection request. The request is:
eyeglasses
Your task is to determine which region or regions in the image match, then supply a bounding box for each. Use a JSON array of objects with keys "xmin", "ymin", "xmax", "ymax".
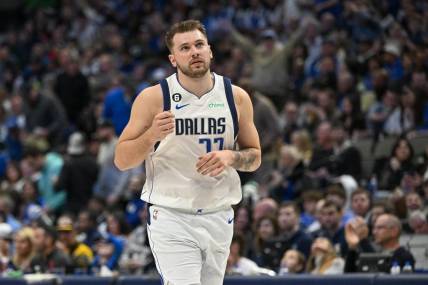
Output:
[{"xmin": 373, "ymin": 225, "xmax": 391, "ymax": 230}]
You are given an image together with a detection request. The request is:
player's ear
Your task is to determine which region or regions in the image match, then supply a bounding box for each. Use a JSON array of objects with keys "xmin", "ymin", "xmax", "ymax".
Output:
[
  {"xmin": 168, "ymin": 54, "xmax": 177, "ymax": 67},
  {"xmin": 209, "ymin": 45, "xmax": 213, "ymax": 59}
]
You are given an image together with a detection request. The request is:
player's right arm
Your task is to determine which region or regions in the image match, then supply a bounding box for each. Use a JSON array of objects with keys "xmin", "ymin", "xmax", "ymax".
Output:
[{"xmin": 114, "ymin": 85, "xmax": 174, "ymax": 171}]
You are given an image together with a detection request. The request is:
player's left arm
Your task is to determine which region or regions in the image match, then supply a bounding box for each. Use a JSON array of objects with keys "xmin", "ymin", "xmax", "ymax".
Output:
[
  {"xmin": 196, "ymin": 86, "xmax": 261, "ymax": 176},
  {"xmin": 229, "ymin": 85, "xmax": 261, "ymax": 172}
]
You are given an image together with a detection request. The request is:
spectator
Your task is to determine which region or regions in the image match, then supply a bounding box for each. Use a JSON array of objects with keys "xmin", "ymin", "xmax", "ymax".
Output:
[
  {"xmin": 281, "ymin": 101, "xmax": 301, "ymax": 144},
  {"xmin": 312, "ymin": 200, "xmax": 348, "ymax": 256},
  {"xmin": 269, "ymin": 145, "xmax": 312, "ymax": 202},
  {"xmin": 264, "ymin": 202, "xmax": 312, "ymax": 271},
  {"xmin": 123, "ymin": 175, "xmax": 146, "ymax": 229},
  {"xmin": 23, "ymin": 144, "xmax": 66, "ymax": 214},
  {"xmin": 22, "ymin": 80, "xmax": 67, "ymax": 147},
  {"xmin": 331, "ymin": 124, "xmax": 362, "ymax": 180},
  {"xmin": 306, "ymin": 237, "xmax": 344, "ymax": 275},
  {"xmin": 350, "ymin": 188, "xmax": 371, "ymax": 219},
  {"xmin": 278, "ymin": 249, "xmax": 306, "ymax": 275},
  {"xmin": 55, "ymin": 132, "xmax": 99, "ymax": 215},
  {"xmin": 119, "ymin": 205, "xmax": 154, "ymax": 275},
  {"xmin": 91, "ymin": 232, "xmax": 125, "ymax": 275},
  {"xmin": 251, "ymin": 215, "xmax": 279, "ymax": 268},
  {"xmin": 94, "ymin": 121, "xmax": 143, "ymax": 206},
  {"xmin": 102, "ymin": 79, "xmax": 135, "ymax": 136},
  {"xmin": 384, "ymin": 86, "xmax": 416, "ymax": 135},
  {"xmin": 309, "ymin": 121, "xmax": 334, "ymax": 177},
  {"xmin": 75, "ymin": 210, "xmax": 99, "ymax": 249},
  {"xmin": 56, "ymin": 215, "xmax": 94, "ymax": 273},
  {"xmin": 407, "ymin": 210, "xmax": 428, "ymax": 234},
  {"xmin": 325, "ymin": 184, "xmax": 354, "ymax": 224},
  {"xmin": 226, "ymin": 234, "xmax": 270, "ymax": 276},
  {"xmin": 291, "ymin": 129, "xmax": 313, "ymax": 166},
  {"xmin": 54, "ymin": 51, "xmax": 90, "ymax": 127},
  {"xmin": 252, "ymin": 198, "xmax": 278, "ymax": 225},
  {"xmin": 233, "ymin": 205, "xmax": 253, "ymax": 257},
  {"xmin": 30, "ymin": 223, "xmax": 71, "ymax": 274},
  {"xmin": 224, "ymin": 17, "xmax": 310, "ymax": 106},
  {"xmin": 10, "ymin": 227, "xmax": 35, "ymax": 273},
  {"xmin": 300, "ymin": 190, "xmax": 323, "ymax": 229},
  {"xmin": 373, "ymin": 136, "xmax": 415, "ymax": 191},
  {"xmin": 0, "ymin": 194, "xmax": 21, "ymax": 231},
  {"xmin": 345, "ymin": 214, "xmax": 415, "ymax": 272},
  {"xmin": 0, "ymin": 223, "xmax": 13, "ymax": 274}
]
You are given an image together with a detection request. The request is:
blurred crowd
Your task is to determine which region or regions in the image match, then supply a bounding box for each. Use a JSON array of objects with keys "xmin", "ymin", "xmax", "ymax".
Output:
[{"xmin": 0, "ymin": 0, "xmax": 427, "ymax": 278}]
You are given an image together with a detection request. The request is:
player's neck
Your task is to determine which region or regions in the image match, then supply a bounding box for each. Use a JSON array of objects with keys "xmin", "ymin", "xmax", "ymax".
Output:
[{"xmin": 177, "ymin": 71, "xmax": 213, "ymax": 98}]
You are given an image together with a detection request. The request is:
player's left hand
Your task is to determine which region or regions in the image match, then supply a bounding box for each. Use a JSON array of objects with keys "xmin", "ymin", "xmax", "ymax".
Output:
[{"xmin": 196, "ymin": 150, "xmax": 233, "ymax": 177}]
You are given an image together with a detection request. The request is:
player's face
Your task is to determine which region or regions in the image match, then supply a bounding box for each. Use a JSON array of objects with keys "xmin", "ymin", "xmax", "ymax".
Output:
[{"xmin": 169, "ymin": 30, "xmax": 212, "ymax": 78}]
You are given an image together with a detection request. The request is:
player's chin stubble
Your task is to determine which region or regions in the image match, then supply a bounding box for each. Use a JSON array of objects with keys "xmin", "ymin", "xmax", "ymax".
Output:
[{"xmin": 177, "ymin": 61, "xmax": 210, "ymax": 78}]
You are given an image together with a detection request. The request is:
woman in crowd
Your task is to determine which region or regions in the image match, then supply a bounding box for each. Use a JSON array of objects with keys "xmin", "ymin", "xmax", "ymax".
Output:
[{"xmin": 306, "ymin": 237, "xmax": 344, "ymax": 275}]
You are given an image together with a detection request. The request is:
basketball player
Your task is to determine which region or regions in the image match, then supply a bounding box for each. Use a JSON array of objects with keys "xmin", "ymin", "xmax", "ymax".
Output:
[{"xmin": 114, "ymin": 20, "xmax": 261, "ymax": 285}]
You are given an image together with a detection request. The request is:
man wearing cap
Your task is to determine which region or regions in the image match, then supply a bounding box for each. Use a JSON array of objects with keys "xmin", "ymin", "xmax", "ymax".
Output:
[{"xmin": 57, "ymin": 215, "xmax": 93, "ymax": 272}]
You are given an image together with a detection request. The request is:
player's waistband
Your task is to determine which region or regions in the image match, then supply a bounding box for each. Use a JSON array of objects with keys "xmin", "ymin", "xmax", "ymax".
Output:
[{"xmin": 147, "ymin": 203, "xmax": 231, "ymax": 215}]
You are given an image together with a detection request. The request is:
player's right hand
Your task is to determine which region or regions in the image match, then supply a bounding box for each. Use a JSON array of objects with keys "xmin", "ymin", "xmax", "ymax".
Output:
[{"xmin": 149, "ymin": 111, "xmax": 175, "ymax": 141}]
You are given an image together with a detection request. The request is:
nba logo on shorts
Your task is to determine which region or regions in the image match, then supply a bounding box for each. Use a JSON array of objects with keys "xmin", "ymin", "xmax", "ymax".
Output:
[{"xmin": 153, "ymin": 209, "xmax": 159, "ymax": 220}]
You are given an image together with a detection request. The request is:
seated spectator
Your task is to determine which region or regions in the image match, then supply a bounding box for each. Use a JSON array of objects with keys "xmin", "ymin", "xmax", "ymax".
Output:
[
  {"xmin": 278, "ymin": 249, "xmax": 306, "ymax": 275},
  {"xmin": 0, "ymin": 194, "xmax": 21, "ymax": 231},
  {"xmin": 75, "ymin": 210, "xmax": 99, "ymax": 249},
  {"xmin": 312, "ymin": 200, "xmax": 348, "ymax": 256},
  {"xmin": 56, "ymin": 215, "xmax": 94, "ymax": 273},
  {"xmin": 269, "ymin": 145, "xmax": 313, "ymax": 202},
  {"xmin": 30, "ymin": 223, "xmax": 71, "ymax": 274},
  {"xmin": 345, "ymin": 214, "xmax": 415, "ymax": 272},
  {"xmin": 0, "ymin": 223, "xmax": 13, "ymax": 274},
  {"xmin": 405, "ymin": 191, "xmax": 426, "ymax": 216},
  {"xmin": 325, "ymin": 184, "xmax": 354, "ymax": 225},
  {"xmin": 367, "ymin": 200, "xmax": 393, "ymax": 234},
  {"xmin": 331, "ymin": 124, "xmax": 363, "ymax": 181},
  {"xmin": 407, "ymin": 210, "xmax": 428, "ymax": 234},
  {"xmin": 300, "ymin": 190, "xmax": 323, "ymax": 229},
  {"xmin": 105, "ymin": 211, "xmax": 131, "ymax": 241},
  {"xmin": 373, "ymin": 136, "xmax": 415, "ymax": 191},
  {"xmin": 291, "ymin": 129, "xmax": 313, "ymax": 166},
  {"xmin": 119, "ymin": 206, "xmax": 154, "ymax": 275},
  {"xmin": 306, "ymin": 237, "xmax": 345, "ymax": 275},
  {"xmin": 123, "ymin": 175, "xmax": 146, "ymax": 229},
  {"xmin": 250, "ymin": 215, "xmax": 279, "ymax": 268},
  {"xmin": 260, "ymin": 202, "xmax": 312, "ymax": 271},
  {"xmin": 350, "ymin": 188, "xmax": 371, "ymax": 219},
  {"xmin": 233, "ymin": 205, "xmax": 253, "ymax": 257},
  {"xmin": 252, "ymin": 198, "xmax": 278, "ymax": 225},
  {"xmin": 10, "ymin": 227, "xmax": 35, "ymax": 273},
  {"xmin": 91, "ymin": 232, "xmax": 124, "ymax": 275},
  {"xmin": 226, "ymin": 234, "xmax": 274, "ymax": 276}
]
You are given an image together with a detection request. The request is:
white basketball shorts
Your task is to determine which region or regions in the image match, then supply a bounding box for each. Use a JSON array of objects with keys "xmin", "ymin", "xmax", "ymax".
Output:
[{"xmin": 147, "ymin": 204, "xmax": 234, "ymax": 285}]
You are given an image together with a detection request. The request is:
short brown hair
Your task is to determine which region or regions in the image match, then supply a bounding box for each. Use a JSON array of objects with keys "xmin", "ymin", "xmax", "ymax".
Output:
[
  {"xmin": 279, "ymin": 201, "xmax": 300, "ymax": 215},
  {"xmin": 351, "ymin": 188, "xmax": 370, "ymax": 200},
  {"xmin": 165, "ymin": 20, "xmax": 207, "ymax": 51}
]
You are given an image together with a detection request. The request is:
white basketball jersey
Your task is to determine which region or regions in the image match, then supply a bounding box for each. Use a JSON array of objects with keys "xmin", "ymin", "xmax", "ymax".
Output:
[{"xmin": 141, "ymin": 72, "xmax": 242, "ymax": 211}]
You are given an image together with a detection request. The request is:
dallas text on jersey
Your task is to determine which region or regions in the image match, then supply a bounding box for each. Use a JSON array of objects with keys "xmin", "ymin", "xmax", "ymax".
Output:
[{"xmin": 175, "ymin": 117, "xmax": 226, "ymax": 135}]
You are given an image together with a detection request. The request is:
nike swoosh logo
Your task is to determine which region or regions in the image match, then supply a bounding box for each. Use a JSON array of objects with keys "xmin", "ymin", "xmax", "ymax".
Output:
[
  {"xmin": 227, "ymin": 217, "xmax": 234, "ymax": 224},
  {"xmin": 175, "ymin": 104, "xmax": 190, "ymax": 110}
]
